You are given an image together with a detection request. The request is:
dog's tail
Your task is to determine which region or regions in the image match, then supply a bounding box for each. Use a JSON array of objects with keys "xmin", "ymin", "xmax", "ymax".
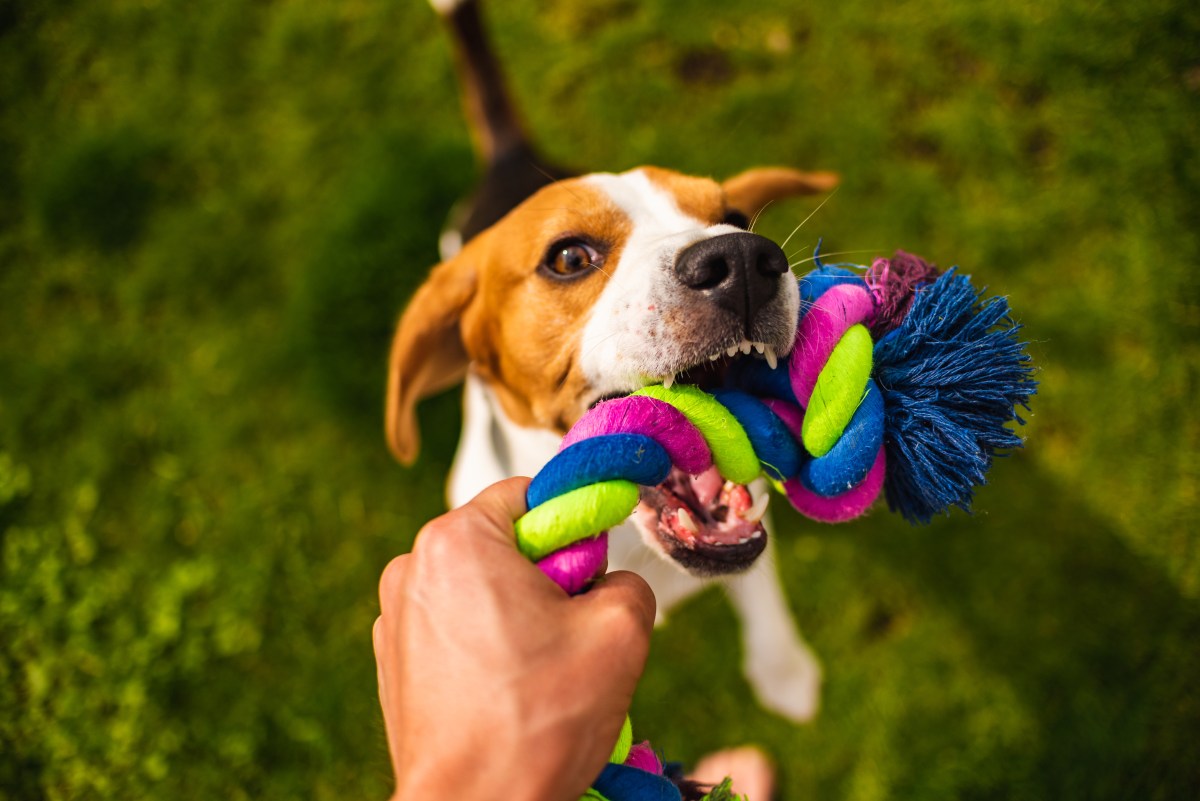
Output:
[
  {"xmin": 430, "ymin": 0, "xmax": 532, "ymax": 163},
  {"xmin": 429, "ymin": 0, "xmax": 570, "ymax": 250}
]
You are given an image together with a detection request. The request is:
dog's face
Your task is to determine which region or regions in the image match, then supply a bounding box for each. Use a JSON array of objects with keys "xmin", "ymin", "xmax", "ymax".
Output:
[{"xmin": 388, "ymin": 165, "xmax": 836, "ymax": 574}]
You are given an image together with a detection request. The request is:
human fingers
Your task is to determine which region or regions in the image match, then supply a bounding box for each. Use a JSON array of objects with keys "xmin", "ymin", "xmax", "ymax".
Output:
[
  {"xmin": 461, "ymin": 476, "xmax": 531, "ymax": 543},
  {"xmin": 377, "ymin": 553, "xmax": 411, "ymax": 618},
  {"xmin": 372, "ymin": 616, "xmax": 390, "ymax": 708},
  {"xmin": 410, "ymin": 476, "xmax": 530, "ymax": 558},
  {"xmin": 574, "ymin": 569, "xmax": 656, "ymax": 663}
]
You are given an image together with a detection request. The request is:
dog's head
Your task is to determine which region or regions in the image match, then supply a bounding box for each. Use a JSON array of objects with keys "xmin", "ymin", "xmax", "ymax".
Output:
[{"xmin": 387, "ymin": 165, "xmax": 836, "ymax": 575}]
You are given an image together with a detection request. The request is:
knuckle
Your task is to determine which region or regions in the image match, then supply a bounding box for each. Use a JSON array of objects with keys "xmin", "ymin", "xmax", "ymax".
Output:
[
  {"xmin": 601, "ymin": 599, "xmax": 651, "ymax": 641},
  {"xmin": 413, "ymin": 518, "xmax": 466, "ymax": 562},
  {"xmin": 378, "ymin": 555, "xmax": 409, "ymax": 612}
]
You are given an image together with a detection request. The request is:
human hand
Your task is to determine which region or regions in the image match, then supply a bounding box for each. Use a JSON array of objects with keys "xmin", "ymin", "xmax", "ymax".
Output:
[{"xmin": 374, "ymin": 477, "xmax": 656, "ymax": 801}]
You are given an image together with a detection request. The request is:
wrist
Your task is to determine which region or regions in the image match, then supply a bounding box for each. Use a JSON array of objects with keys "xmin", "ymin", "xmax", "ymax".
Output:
[{"xmin": 393, "ymin": 760, "xmax": 574, "ymax": 801}]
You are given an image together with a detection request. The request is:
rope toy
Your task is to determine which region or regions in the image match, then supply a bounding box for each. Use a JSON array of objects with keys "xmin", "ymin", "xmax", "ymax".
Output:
[{"xmin": 516, "ymin": 251, "xmax": 1036, "ymax": 801}]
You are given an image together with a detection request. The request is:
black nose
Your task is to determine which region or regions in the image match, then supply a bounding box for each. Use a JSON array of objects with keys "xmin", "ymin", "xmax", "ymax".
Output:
[{"xmin": 674, "ymin": 232, "xmax": 790, "ymax": 328}]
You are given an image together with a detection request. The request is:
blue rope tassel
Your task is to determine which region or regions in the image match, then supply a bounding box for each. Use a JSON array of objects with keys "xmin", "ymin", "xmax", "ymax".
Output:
[{"xmin": 873, "ymin": 269, "xmax": 1037, "ymax": 523}]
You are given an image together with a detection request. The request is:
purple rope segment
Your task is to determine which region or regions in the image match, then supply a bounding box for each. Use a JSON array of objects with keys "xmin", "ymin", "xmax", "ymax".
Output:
[{"xmin": 561, "ymin": 395, "xmax": 713, "ymax": 476}]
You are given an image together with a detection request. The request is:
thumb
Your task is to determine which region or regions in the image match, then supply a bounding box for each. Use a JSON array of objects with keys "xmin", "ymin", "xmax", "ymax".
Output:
[
  {"xmin": 577, "ymin": 569, "xmax": 657, "ymax": 645},
  {"xmin": 460, "ymin": 476, "xmax": 532, "ymax": 545}
]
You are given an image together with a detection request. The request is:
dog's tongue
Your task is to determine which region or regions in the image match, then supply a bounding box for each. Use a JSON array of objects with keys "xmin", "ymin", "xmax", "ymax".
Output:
[
  {"xmin": 638, "ymin": 464, "xmax": 767, "ymax": 547},
  {"xmin": 686, "ymin": 466, "xmax": 725, "ymax": 509}
]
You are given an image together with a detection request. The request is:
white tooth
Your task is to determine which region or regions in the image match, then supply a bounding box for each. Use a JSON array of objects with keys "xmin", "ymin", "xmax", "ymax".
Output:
[
  {"xmin": 764, "ymin": 345, "xmax": 778, "ymax": 370},
  {"xmin": 727, "ymin": 345, "xmax": 739, "ymax": 357},
  {"xmin": 709, "ymin": 352, "xmax": 720, "ymax": 361},
  {"xmin": 754, "ymin": 342, "xmax": 765, "ymax": 354},
  {"xmin": 751, "ymin": 529, "xmax": 763, "ymax": 539},
  {"xmin": 737, "ymin": 536, "xmax": 750, "ymax": 544},
  {"xmin": 663, "ymin": 373, "xmax": 675, "ymax": 389},
  {"xmin": 740, "ymin": 340, "xmax": 752, "ymax": 355},
  {"xmin": 676, "ymin": 507, "xmax": 699, "ymax": 534},
  {"xmin": 740, "ymin": 493, "xmax": 770, "ymax": 524}
]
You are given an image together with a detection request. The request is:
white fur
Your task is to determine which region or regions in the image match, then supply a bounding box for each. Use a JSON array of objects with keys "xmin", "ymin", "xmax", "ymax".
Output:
[
  {"xmin": 579, "ymin": 170, "xmax": 744, "ymax": 397},
  {"xmin": 449, "ymin": 372, "xmax": 823, "ymax": 722}
]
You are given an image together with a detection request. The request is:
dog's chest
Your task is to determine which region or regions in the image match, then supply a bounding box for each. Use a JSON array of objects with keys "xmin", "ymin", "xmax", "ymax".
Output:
[{"xmin": 447, "ymin": 373, "xmax": 563, "ymax": 508}]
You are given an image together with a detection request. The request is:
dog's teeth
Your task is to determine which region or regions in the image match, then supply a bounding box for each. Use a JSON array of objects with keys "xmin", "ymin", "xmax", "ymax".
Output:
[
  {"xmin": 764, "ymin": 345, "xmax": 778, "ymax": 370},
  {"xmin": 676, "ymin": 508, "xmax": 699, "ymax": 534},
  {"xmin": 740, "ymin": 340, "xmax": 752, "ymax": 355},
  {"xmin": 727, "ymin": 345, "xmax": 739, "ymax": 357},
  {"xmin": 754, "ymin": 342, "xmax": 765, "ymax": 354},
  {"xmin": 663, "ymin": 373, "xmax": 675, "ymax": 389},
  {"xmin": 750, "ymin": 529, "xmax": 763, "ymax": 539},
  {"xmin": 740, "ymin": 493, "xmax": 770, "ymax": 524},
  {"xmin": 709, "ymin": 352, "xmax": 720, "ymax": 361}
]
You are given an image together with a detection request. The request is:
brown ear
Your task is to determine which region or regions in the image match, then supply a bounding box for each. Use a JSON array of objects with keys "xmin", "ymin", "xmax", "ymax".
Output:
[
  {"xmin": 722, "ymin": 167, "xmax": 840, "ymax": 219},
  {"xmin": 386, "ymin": 251, "xmax": 477, "ymax": 465}
]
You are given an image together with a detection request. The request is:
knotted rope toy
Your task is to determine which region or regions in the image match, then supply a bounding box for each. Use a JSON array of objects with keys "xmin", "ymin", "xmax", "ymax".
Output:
[{"xmin": 515, "ymin": 251, "xmax": 1036, "ymax": 801}]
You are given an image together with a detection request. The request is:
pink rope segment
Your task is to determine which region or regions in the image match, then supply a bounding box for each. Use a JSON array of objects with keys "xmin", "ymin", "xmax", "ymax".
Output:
[
  {"xmin": 789, "ymin": 282, "xmax": 876, "ymax": 405},
  {"xmin": 560, "ymin": 395, "xmax": 713, "ymax": 476},
  {"xmin": 784, "ymin": 446, "xmax": 886, "ymax": 523}
]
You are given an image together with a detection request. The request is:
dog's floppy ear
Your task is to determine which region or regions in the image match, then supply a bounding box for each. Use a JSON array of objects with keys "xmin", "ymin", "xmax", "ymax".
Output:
[
  {"xmin": 722, "ymin": 167, "xmax": 840, "ymax": 220},
  {"xmin": 386, "ymin": 251, "xmax": 477, "ymax": 465}
]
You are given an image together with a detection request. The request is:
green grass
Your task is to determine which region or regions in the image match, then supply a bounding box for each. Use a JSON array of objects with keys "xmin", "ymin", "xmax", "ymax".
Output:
[{"xmin": 1, "ymin": 0, "xmax": 1198, "ymax": 798}]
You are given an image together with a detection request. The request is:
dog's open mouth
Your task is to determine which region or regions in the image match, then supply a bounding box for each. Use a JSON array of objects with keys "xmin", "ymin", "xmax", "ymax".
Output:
[
  {"xmin": 625, "ymin": 339, "xmax": 776, "ymax": 575},
  {"xmin": 636, "ymin": 464, "xmax": 768, "ymax": 573}
]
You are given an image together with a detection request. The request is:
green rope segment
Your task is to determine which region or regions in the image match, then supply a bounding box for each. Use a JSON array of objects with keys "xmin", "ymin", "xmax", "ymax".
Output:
[
  {"xmin": 802, "ymin": 324, "xmax": 874, "ymax": 457},
  {"xmin": 610, "ymin": 714, "xmax": 633, "ymax": 763},
  {"xmin": 514, "ymin": 480, "xmax": 640, "ymax": 561},
  {"xmin": 632, "ymin": 384, "xmax": 761, "ymax": 484}
]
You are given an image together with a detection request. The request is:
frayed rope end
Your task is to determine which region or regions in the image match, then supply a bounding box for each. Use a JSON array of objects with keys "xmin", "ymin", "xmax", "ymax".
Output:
[{"xmin": 873, "ymin": 268, "xmax": 1038, "ymax": 524}]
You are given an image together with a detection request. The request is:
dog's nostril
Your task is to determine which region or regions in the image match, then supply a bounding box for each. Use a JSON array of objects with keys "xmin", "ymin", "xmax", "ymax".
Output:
[
  {"xmin": 696, "ymin": 256, "xmax": 729, "ymax": 289},
  {"xmin": 756, "ymin": 246, "xmax": 788, "ymax": 276},
  {"xmin": 678, "ymin": 251, "xmax": 730, "ymax": 290},
  {"xmin": 674, "ymin": 233, "xmax": 787, "ymax": 326}
]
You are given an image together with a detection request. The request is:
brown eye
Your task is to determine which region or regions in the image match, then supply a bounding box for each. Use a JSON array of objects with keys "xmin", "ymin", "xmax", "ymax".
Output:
[{"xmin": 541, "ymin": 240, "xmax": 601, "ymax": 280}]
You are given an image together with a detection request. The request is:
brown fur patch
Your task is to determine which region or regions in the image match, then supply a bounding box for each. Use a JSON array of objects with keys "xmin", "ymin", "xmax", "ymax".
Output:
[
  {"xmin": 640, "ymin": 166, "xmax": 727, "ymax": 225},
  {"xmin": 457, "ymin": 179, "xmax": 633, "ymax": 432}
]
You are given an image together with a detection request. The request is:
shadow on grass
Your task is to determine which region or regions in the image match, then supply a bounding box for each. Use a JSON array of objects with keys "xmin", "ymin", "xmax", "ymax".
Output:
[
  {"xmin": 628, "ymin": 456, "xmax": 1198, "ymax": 799},
  {"xmin": 285, "ymin": 132, "xmax": 474, "ymax": 440},
  {"xmin": 859, "ymin": 460, "xmax": 1200, "ymax": 799}
]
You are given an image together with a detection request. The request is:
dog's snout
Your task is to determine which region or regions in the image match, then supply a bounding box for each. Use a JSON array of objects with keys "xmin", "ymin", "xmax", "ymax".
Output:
[{"xmin": 674, "ymin": 232, "xmax": 790, "ymax": 326}]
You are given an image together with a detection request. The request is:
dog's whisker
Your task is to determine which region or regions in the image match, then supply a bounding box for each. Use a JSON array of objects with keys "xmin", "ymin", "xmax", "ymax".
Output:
[
  {"xmin": 577, "ymin": 328, "xmax": 626, "ymax": 364},
  {"xmin": 528, "ymin": 160, "xmax": 566, "ymax": 188},
  {"xmin": 778, "ymin": 186, "xmax": 839, "ymax": 251},
  {"xmin": 788, "ymin": 249, "xmax": 881, "ymax": 270},
  {"xmin": 748, "ymin": 200, "xmax": 774, "ymax": 234},
  {"xmin": 587, "ymin": 261, "xmax": 613, "ymax": 279},
  {"xmin": 787, "ymin": 244, "xmax": 813, "ymax": 262}
]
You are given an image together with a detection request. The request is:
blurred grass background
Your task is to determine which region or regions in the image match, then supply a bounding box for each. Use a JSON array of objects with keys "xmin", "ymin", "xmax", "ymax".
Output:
[{"xmin": 1, "ymin": 0, "xmax": 1198, "ymax": 798}]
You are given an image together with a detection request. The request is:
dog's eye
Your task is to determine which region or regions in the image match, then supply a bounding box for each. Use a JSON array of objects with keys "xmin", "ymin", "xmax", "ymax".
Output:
[
  {"xmin": 541, "ymin": 241, "xmax": 600, "ymax": 279},
  {"xmin": 723, "ymin": 210, "xmax": 751, "ymax": 230}
]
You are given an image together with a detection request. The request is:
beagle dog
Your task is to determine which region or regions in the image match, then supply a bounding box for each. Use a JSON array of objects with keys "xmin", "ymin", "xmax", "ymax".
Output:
[{"xmin": 388, "ymin": 0, "xmax": 838, "ymax": 722}]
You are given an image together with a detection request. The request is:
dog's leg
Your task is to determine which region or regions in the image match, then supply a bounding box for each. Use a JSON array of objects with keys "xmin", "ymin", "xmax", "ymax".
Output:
[{"xmin": 721, "ymin": 501, "xmax": 823, "ymax": 723}]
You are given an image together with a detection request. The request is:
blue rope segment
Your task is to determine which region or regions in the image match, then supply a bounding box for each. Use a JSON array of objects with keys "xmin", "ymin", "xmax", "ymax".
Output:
[
  {"xmin": 724, "ymin": 358, "xmax": 797, "ymax": 404},
  {"xmin": 797, "ymin": 378, "xmax": 885, "ymax": 496},
  {"xmin": 873, "ymin": 269, "xmax": 1037, "ymax": 523},
  {"xmin": 711, "ymin": 389, "xmax": 803, "ymax": 480},
  {"xmin": 526, "ymin": 434, "xmax": 672, "ymax": 510},
  {"xmin": 593, "ymin": 763, "xmax": 682, "ymax": 801},
  {"xmin": 798, "ymin": 262, "xmax": 866, "ymax": 319}
]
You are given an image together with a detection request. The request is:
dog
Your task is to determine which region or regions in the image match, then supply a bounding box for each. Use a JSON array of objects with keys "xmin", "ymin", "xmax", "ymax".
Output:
[{"xmin": 387, "ymin": 0, "xmax": 838, "ymax": 722}]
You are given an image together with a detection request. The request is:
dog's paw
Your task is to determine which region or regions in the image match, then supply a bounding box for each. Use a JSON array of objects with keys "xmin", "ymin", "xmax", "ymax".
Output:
[{"xmin": 744, "ymin": 642, "xmax": 823, "ymax": 723}]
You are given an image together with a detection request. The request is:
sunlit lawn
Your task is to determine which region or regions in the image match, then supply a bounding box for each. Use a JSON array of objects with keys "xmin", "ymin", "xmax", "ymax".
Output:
[{"xmin": 1, "ymin": 1, "xmax": 1197, "ymax": 798}]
